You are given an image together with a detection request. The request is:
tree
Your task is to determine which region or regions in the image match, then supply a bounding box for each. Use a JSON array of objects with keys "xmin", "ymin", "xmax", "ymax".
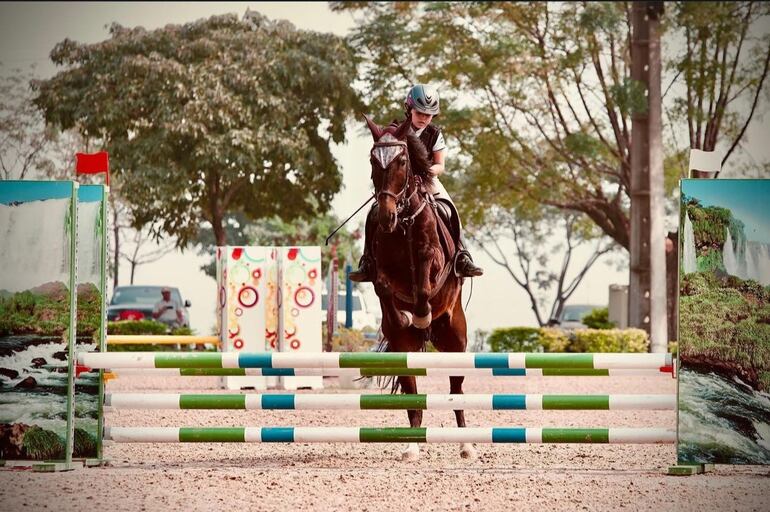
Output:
[
  {"xmin": 471, "ymin": 206, "xmax": 616, "ymax": 327},
  {"xmin": 668, "ymin": 2, "xmax": 770, "ymax": 165},
  {"xmin": 33, "ymin": 12, "xmax": 362, "ymax": 247},
  {"xmin": 336, "ymin": 1, "xmax": 770, "ymax": 249},
  {"xmin": 0, "ymin": 65, "xmax": 54, "ymax": 180}
]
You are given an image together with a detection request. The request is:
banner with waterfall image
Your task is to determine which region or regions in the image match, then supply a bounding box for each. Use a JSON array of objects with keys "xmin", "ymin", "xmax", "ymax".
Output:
[
  {"xmin": 74, "ymin": 185, "xmax": 107, "ymax": 462},
  {"xmin": 679, "ymin": 179, "xmax": 770, "ymax": 465},
  {"xmin": 0, "ymin": 181, "xmax": 78, "ymax": 464}
]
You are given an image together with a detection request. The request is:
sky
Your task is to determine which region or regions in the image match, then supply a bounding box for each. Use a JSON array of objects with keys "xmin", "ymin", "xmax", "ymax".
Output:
[
  {"xmin": 683, "ymin": 179, "xmax": 770, "ymax": 244},
  {"xmin": 1, "ymin": 1, "xmax": 731, "ymax": 337}
]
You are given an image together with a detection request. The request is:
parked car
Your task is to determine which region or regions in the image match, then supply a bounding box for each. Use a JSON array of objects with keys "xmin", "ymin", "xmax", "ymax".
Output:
[
  {"xmin": 107, "ymin": 285, "xmax": 191, "ymax": 328},
  {"xmin": 552, "ymin": 304, "xmax": 601, "ymax": 330}
]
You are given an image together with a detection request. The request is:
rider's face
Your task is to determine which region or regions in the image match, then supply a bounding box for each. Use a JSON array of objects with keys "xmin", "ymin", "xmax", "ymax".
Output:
[{"xmin": 410, "ymin": 110, "xmax": 433, "ymax": 130}]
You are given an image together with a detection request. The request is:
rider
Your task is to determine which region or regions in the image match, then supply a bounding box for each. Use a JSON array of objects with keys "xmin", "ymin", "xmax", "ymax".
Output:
[{"xmin": 349, "ymin": 84, "xmax": 483, "ymax": 282}]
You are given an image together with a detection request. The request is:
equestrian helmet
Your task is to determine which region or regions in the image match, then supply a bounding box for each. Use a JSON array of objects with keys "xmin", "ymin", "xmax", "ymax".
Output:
[{"xmin": 404, "ymin": 84, "xmax": 440, "ymax": 115}]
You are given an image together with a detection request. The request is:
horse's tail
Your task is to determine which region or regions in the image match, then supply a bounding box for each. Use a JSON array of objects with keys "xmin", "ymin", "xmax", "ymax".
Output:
[{"xmin": 372, "ymin": 330, "xmax": 401, "ymax": 394}]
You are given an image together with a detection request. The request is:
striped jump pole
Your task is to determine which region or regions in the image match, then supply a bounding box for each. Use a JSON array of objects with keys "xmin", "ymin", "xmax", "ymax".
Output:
[
  {"xmin": 104, "ymin": 426, "xmax": 676, "ymax": 444},
  {"xmin": 79, "ymin": 352, "xmax": 673, "ymax": 370},
  {"xmin": 103, "ymin": 367, "xmax": 674, "ymax": 378},
  {"xmin": 105, "ymin": 393, "xmax": 676, "ymax": 410}
]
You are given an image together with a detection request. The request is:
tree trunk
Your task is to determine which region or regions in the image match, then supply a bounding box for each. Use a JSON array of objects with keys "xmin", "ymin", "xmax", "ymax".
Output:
[
  {"xmin": 212, "ymin": 211, "xmax": 227, "ymax": 247},
  {"xmin": 666, "ymin": 231, "xmax": 679, "ymax": 342}
]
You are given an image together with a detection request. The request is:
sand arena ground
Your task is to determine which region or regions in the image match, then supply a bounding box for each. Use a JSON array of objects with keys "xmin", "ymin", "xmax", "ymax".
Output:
[{"xmin": 1, "ymin": 373, "xmax": 768, "ymax": 511}]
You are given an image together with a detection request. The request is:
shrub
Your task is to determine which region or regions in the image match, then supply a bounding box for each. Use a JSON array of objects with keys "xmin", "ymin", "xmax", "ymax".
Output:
[
  {"xmin": 487, "ymin": 327, "xmax": 541, "ymax": 352},
  {"xmin": 538, "ymin": 328, "xmax": 570, "ymax": 352},
  {"xmin": 332, "ymin": 327, "xmax": 376, "ymax": 352},
  {"xmin": 107, "ymin": 320, "xmax": 169, "ymax": 335},
  {"xmin": 582, "ymin": 307, "xmax": 615, "ymax": 329},
  {"xmin": 570, "ymin": 328, "xmax": 649, "ymax": 353}
]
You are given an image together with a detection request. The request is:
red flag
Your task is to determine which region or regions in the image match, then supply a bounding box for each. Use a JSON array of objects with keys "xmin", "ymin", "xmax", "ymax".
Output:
[{"xmin": 75, "ymin": 151, "xmax": 110, "ymax": 184}]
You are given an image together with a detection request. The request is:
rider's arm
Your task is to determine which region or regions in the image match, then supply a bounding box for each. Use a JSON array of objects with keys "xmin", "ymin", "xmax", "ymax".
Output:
[{"xmin": 429, "ymin": 149, "xmax": 445, "ymax": 177}]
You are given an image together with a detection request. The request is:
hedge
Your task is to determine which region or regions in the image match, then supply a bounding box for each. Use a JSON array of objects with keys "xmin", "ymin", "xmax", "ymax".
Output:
[{"xmin": 486, "ymin": 326, "xmax": 650, "ymax": 353}]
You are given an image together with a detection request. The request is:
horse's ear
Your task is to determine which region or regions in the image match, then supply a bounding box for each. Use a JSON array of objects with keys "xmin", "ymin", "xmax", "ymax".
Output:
[
  {"xmin": 363, "ymin": 114, "xmax": 382, "ymax": 140},
  {"xmin": 394, "ymin": 117, "xmax": 411, "ymax": 140}
]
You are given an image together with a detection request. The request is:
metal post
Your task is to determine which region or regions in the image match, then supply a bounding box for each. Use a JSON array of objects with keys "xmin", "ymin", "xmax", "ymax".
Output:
[
  {"xmin": 345, "ymin": 263, "xmax": 353, "ymax": 329},
  {"xmin": 275, "ymin": 247, "xmax": 285, "ymax": 389},
  {"xmin": 629, "ymin": 1, "xmax": 667, "ymax": 352}
]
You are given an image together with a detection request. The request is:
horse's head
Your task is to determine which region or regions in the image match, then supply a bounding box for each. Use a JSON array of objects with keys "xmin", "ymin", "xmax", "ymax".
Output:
[{"xmin": 365, "ymin": 115, "xmax": 413, "ymax": 233}]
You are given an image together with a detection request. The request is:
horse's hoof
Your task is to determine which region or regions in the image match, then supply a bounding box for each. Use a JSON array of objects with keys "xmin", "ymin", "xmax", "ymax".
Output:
[
  {"xmin": 413, "ymin": 312, "xmax": 432, "ymax": 329},
  {"xmin": 460, "ymin": 443, "xmax": 477, "ymax": 460},
  {"xmin": 400, "ymin": 443, "xmax": 420, "ymax": 461}
]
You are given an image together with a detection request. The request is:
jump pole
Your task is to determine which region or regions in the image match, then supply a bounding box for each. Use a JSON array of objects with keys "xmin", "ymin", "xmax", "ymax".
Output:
[
  {"xmin": 104, "ymin": 393, "xmax": 676, "ymax": 410},
  {"xmin": 79, "ymin": 352, "xmax": 673, "ymax": 370},
  {"xmin": 104, "ymin": 426, "xmax": 676, "ymax": 444},
  {"xmin": 106, "ymin": 335, "xmax": 220, "ymax": 346},
  {"xmin": 102, "ymin": 367, "xmax": 674, "ymax": 378}
]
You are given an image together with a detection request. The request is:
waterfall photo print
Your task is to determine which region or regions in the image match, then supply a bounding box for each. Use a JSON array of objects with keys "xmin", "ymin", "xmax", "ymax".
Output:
[{"xmin": 679, "ymin": 179, "xmax": 770, "ymax": 465}]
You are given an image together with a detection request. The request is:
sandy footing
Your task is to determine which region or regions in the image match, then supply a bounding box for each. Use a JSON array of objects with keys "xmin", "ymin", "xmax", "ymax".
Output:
[{"xmin": 1, "ymin": 374, "xmax": 768, "ymax": 511}]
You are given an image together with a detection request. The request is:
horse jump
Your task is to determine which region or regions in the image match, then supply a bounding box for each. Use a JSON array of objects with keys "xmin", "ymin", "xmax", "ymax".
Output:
[{"xmin": 82, "ymin": 350, "xmax": 677, "ymax": 459}]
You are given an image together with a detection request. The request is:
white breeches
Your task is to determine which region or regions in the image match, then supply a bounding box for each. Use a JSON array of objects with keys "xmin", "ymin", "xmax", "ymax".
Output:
[
  {"xmin": 426, "ymin": 177, "xmax": 461, "ymax": 230},
  {"xmin": 426, "ymin": 176, "xmax": 453, "ymax": 204}
]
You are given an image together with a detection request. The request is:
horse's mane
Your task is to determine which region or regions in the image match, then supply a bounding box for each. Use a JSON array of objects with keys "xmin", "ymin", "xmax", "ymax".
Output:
[
  {"xmin": 379, "ymin": 121, "xmax": 431, "ymax": 177},
  {"xmin": 405, "ymin": 132, "xmax": 431, "ymax": 177}
]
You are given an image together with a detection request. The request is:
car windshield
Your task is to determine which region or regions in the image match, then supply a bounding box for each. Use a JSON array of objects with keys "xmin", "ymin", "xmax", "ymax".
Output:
[
  {"xmin": 111, "ymin": 287, "xmax": 181, "ymax": 305},
  {"xmin": 561, "ymin": 306, "xmax": 596, "ymax": 322}
]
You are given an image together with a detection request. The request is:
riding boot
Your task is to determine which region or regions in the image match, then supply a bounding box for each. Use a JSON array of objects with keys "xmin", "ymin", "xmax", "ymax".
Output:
[
  {"xmin": 436, "ymin": 199, "xmax": 484, "ymax": 278},
  {"xmin": 455, "ymin": 235, "xmax": 484, "ymax": 277},
  {"xmin": 349, "ymin": 205, "xmax": 378, "ymax": 283}
]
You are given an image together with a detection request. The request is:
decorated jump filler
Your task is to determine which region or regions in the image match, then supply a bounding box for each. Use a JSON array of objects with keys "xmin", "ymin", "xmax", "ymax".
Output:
[{"xmin": 216, "ymin": 245, "xmax": 323, "ymax": 390}]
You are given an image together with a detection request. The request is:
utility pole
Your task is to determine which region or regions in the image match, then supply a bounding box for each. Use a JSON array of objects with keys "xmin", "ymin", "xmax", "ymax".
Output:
[{"xmin": 629, "ymin": 1, "xmax": 668, "ymax": 353}]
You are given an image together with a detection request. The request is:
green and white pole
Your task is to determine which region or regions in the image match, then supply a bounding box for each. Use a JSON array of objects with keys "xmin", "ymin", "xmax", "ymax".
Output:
[
  {"xmin": 104, "ymin": 367, "xmax": 673, "ymax": 378},
  {"xmin": 80, "ymin": 352, "xmax": 673, "ymax": 370},
  {"xmin": 104, "ymin": 426, "xmax": 676, "ymax": 444},
  {"xmin": 105, "ymin": 393, "xmax": 676, "ymax": 411}
]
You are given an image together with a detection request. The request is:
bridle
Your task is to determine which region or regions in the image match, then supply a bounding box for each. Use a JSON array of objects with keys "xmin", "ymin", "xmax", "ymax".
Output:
[{"xmin": 370, "ymin": 139, "xmax": 424, "ymax": 221}]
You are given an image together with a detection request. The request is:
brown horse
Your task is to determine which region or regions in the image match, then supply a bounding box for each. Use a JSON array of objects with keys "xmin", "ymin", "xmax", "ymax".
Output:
[{"xmin": 364, "ymin": 115, "xmax": 475, "ymax": 461}]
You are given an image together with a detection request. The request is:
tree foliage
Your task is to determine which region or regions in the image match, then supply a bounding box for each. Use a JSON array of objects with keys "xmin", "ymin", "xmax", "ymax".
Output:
[
  {"xmin": 0, "ymin": 65, "xmax": 55, "ymax": 180},
  {"xmin": 336, "ymin": 1, "xmax": 770, "ymax": 250},
  {"xmin": 33, "ymin": 12, "xmax": 362, "ymax": 246},
  {"xmin": 667, "ymin": 2, "xmax": 770, "ymax": 164}
]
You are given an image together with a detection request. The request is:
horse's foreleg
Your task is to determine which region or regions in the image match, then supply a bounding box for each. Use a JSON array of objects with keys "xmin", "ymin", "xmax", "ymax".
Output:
[
  {"xmin": 398, "ymin": 375, "xmax": 422, "ymax": 461},
  {"xmin": 411, "ymin": 249, "xmax": 435, "ymax": 329},
  {"xmin": 375, "ymin": 282, "xmax": 413, "ymax": 330},
  {"xmin": 450, "ymin": 375, "xmax": 477, "ymax": 460}
]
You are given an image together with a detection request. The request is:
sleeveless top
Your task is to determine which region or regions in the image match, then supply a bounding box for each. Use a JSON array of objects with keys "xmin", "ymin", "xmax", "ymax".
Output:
[{"xmin": 389, "ymin": 120, "xmax": 444, "ymax": 164}]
